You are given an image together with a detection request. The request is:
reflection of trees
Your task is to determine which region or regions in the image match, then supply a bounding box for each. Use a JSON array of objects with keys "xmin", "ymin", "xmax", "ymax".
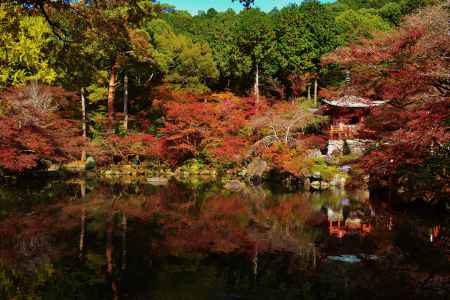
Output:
[
  {"xmin": 68, "ymin": 183, "xmax": 323, "ymax": 266},
  {"xmin": 0, "ymin": 179, "xmax": 77, "ymax": 217},
  {"xmin": 1, "ymin": 182, "xmax": 323, "ymax": 270},
  {"xmin": 122, "ymin": 212, "xmax": 127, "ymax": 271},
  {"xmin": 249, "ymin": 193, "xmax": 320, "ymax": 270},
  {"xmin": 79, "ymin": 180, "xmax": 86, "ymax": 258},
  {"xmin": 0, "ymin": 203, "xmax": 75, "ymax": 271},
  {"xmin": 106, "ymin": 209, "xmax": 119, "ymax": 300},
  {"xmin": 1, "ymin": 180, "xmax": 447, "ymax": 299}
]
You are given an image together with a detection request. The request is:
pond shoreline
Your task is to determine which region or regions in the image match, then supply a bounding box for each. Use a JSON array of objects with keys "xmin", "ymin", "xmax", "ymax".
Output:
[{"xmin": 1, "ymin": 167, "xmax": 448, "ymax": 213}]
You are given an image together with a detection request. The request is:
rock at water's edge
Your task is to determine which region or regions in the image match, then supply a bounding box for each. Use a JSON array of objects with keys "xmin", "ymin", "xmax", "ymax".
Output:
[{"xmin": 224, "ymin": 180, "xmax": 244, "ymax": 191}]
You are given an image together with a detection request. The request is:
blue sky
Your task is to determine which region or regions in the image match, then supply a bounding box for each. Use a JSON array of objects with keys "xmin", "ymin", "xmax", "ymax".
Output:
[{"xmin": 160, "ymin": 0, "xmax": 334, "ymax": 15}]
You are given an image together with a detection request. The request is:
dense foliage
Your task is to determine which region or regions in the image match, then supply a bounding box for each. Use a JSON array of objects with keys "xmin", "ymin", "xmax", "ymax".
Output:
[
  {"xmin": 0, "ymin": 4, "xmax": 56, "ymax": 87},
  {"xmin": 323, "ymin": 4, "xmax": 449, "ymax": 203},
  {"xmin": 0, "ymin": 0, "xmax": 447, "ymax": 205},
  {"xmin": 0, "ymin": 83, "xmax": 83, "ymax": 171}
]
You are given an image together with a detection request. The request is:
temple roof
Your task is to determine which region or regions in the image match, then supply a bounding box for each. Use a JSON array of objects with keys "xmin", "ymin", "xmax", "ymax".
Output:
[{"xmin": 322, "ymin": 95, "xmax": 386, "ymax": 108}]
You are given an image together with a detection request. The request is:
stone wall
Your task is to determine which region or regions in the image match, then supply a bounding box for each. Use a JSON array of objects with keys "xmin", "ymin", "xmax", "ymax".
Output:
[
  {"xmin": 327, "ymin": 139, "xmax": 372, "ymax": 156},
  {"xmin": 346, "ymin": 139, "xmax": 372, "ymax": 155},
  {"xmin": 327, "ymin": 140, "xmax": 345, "ymax": 156}
]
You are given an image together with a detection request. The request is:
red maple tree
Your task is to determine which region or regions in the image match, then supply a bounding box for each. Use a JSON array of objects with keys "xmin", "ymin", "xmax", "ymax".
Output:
[
  {"xmin": 322, "ymin": 5, "xmax": 449, "ymax": 106},
  {"xmin": 0, "ymin": 84, "xmax": 84, "ymax": 172},
  {"xmin": 160, "ymin": 92, "xmax": 259, "ymax": 165},
  {"xmin": 322, "ymin": 5, "xmax": 450, "ymax": 203}
]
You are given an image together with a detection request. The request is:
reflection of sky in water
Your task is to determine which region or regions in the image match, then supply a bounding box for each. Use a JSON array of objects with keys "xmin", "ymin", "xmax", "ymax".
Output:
[{"xmin": 307, "ymin": 189, "xmax": 369, "ymax": 211}]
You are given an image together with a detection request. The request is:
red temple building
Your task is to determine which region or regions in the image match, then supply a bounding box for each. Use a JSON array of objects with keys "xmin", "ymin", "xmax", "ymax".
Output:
[
  {"xmin": 320, "ymin": 96, "xmax": 386, "ymax": 156},
  {"xmin": 321, "ymin": 95, "xmax": 385, "ymax": 139}
]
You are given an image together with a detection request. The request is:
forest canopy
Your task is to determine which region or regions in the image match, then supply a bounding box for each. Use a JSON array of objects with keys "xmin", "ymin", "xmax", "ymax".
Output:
[{"xmin": 0, "ymin": 0, "xmax": 448, "ymax": 204}]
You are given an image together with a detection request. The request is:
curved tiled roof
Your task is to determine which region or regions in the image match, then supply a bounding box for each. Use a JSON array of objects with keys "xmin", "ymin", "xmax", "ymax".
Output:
[{"xmin": 322, "ymin": 95, "xmax": 386, "ymax": 108}]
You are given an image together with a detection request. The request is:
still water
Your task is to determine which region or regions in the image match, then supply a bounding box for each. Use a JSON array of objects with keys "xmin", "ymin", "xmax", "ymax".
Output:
[{"xmin": 0, "ymin": 177, "xmax": 448, "ymax": 299}]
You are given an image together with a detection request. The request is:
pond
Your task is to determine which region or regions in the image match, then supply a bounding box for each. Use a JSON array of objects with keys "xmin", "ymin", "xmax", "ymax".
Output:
[{"xmin": 0, "ymin": 177, "xmax": 448, "ymax": 299}]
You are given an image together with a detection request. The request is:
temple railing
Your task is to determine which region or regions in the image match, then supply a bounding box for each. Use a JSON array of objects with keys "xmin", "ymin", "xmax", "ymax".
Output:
[{"xmin": 329, "ymin": 124, "xmax": 360, "ymax": 139}]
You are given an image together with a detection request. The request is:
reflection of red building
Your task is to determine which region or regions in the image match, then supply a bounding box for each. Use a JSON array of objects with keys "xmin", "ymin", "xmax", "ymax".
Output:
[
  {"xmin": 430, "ymin": 225, "xmax": 441, "ymax": 243},
  {"xmin": 327, "ymin": 207, "xmax": 373, "ymax": 238},
  {"xmin": 329, "ymin": 220, "xmax": 345, "ymax": 238},
  {"xmin": 328, "ymin": 219, "xmax": 373, "ymax": 238}
]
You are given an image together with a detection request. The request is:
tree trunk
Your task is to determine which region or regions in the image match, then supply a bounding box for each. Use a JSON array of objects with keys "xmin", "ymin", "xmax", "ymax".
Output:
[
  {"xmin": 285, "ymin": 127, "xmax": 291, "ymax": 144},
  {"xmin": 81, "ymin": 88, "xmax": 87, "ymax": 161},
  {"xmin": 307, "ymin": 85, "xmax": 311, "ymax": 101},
  {"xmin": 314, "ymin": 79, "xmax": 318, "ymax": 107},
  {"xmin": 123, "ymin": 74, "xmax": 128, "ymax": 132},
  {"xmin": 108, "ymin": 62, "xmax": 118, "ymax": 132},
  {"xmin": 254, "ymin": 64, "xmax": 260, "ymax": 106}
]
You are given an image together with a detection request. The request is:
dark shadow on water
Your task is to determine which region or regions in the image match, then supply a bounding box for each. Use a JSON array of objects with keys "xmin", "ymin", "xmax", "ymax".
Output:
[{"xmin": 0, "ymin": 178, "xmax": 448, "ymax": 299}]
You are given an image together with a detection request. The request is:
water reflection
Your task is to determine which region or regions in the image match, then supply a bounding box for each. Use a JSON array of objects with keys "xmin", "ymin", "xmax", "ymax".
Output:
[
  {"xmin": 0, "ymin": 179, "xmax": 448, "ymax": 299},
  {"xmin": 326, "ymin": 202, "xmax": 374, "ymax": 239}
]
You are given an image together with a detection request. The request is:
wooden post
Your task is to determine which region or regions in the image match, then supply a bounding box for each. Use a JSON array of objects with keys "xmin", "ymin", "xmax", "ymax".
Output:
[
  {"xmin": 254, "ymin": 64, "xmax": 260, "ymax": 106},
  {"xmin": 81, "ymin": 87, "xmax": 87, "ymax": 161},
  {"xmin": 123, "ymin": 74, "xmax": 128, "ymax": 132},
  {"xmin": 107, "ymin": 62, "xmax": 118, "ymax": 132},
  {"xmin": 314, "ymin": 78, "xmax": 318, "ymax": 107},
  {"xmin": 307, "ymin": 84, "xmax": 311, "ymax": 101}
]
